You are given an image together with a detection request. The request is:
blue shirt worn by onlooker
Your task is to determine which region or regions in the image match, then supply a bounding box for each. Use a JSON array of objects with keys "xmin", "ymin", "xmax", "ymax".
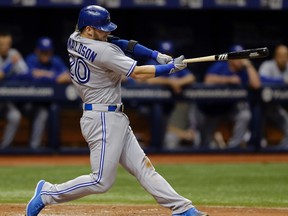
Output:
[
  {"xmin": 206, "ymin": 61, "xmax": 249, "ymax": 85},
  {"xmin": 198, "ymin": 61, "xmax": 249, "ymax": 116},
  {"xmin": 25, "ymin": 54, "xmax": 68, "ymax": 83}
]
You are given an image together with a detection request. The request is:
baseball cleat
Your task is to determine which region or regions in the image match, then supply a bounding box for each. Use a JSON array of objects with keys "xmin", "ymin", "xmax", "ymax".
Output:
[
  {"xmin": 172, "ymin": 207, "xmax": 209, "ymax": 216},
  {"xmin": 26, "ymin": 180, "xmax": 46, "ymax": 216}
]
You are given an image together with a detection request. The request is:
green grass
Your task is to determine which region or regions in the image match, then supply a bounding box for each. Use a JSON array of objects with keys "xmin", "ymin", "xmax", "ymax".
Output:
[{"xmin": 0, "ymin": 163, "xmax": 287, "ymax": 207}]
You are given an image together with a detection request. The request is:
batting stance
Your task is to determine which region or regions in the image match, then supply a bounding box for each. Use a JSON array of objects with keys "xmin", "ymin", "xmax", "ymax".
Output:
[{"xmin": 26, "ymin": 5, "xmax": 208, "ymax": 216}]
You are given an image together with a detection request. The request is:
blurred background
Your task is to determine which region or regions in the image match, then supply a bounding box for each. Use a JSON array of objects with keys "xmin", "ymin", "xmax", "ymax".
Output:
[{"xmin": 1, "ymin": 0, "xmax": 288, "ymax": 154}]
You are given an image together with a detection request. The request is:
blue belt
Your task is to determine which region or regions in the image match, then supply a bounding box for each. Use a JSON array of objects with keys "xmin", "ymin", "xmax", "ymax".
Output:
[{"xmin": 83, "ymin": 104, "xmax": 124, "ymax": 112}]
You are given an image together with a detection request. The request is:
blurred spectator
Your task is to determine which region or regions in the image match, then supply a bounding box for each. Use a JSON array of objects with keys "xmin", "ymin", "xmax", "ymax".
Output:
[
  {"xmin": 142, "ymin": 41, "xmax": 197, "ymax": 149},
  {"xmin": 23, "ymin": 36, "xmax": 71, "ymax": 149},
  {"xmin": 0, "ymin": 31, "xmax": 28, "ymax": 149},
  {"xmin": 26, "ymin": 37, "xmax": 71, "ymax": 84},
  {"xmin": 259, "ymin": 44, "xmax": 288, "ymax": 149},
  {"xmin": 194, "ymin": 45, "xmax": 261, "ymax": 149}
]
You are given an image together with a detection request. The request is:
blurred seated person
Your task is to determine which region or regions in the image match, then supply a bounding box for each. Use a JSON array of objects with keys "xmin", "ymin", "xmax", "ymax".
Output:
[
  {"xmin": 0, "ymin": 31, "xmax": 28, "ymax": 149},
  {"xmin": 26, "ymin": 37, "xmax": 71, "ymax": 84},
  {"xmin": 139, "ymin": 41, "xmax": 197, "ymax": 149},
  {"xmin": 23, "ymin": 36, "xmax": 71, "ymax": 149},
  {"xmin": 259, "ymin": 44, "xmax": 288, "ymax": 149},
  {"xmin": 194, "ymin": 45, "xmax": 261, "ymax": 149}
]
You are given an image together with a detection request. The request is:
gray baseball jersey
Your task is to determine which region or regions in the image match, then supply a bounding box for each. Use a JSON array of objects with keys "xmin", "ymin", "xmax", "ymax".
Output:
[
  {"xmin": 67, "ymin": 31, "xmax": 136, "ymax": 104},
  {"xmin": 0, "ymin": 48, "xmax": 27, "ymax": 149},
  {"xmin": 40, "ymin": 31, "xmax": 193, "ymax": 214},
  {"xmin": 0, "ymin": 48, "xmax": 28, "ymax": 76},
  {"xmin": 259, "ymin": 59, "xmax": 288, "ymax": 79},
  {"xmin": 259, "ymin": 60, "xmax": 288, "ymax": 146}
]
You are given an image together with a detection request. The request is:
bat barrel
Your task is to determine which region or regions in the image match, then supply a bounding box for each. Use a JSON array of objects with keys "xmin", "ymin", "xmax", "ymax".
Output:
[
  {"xmin": 227, "ymin": 47, "xmax": 269, "ymax": 60},
  {"xmin": 183, "ymin": 47, "xmax": 269, "ymax": 64}
]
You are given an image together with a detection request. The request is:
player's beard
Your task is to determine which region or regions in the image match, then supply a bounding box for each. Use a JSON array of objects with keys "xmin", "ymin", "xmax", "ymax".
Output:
[
  {"xmin": 95, "ymin": 27, "xmax": 110, "ymax": 42},
  {"xmin": 94, "ymin": 36, "xmax": 107, "ymax": 42},
  {"xmin": 94, "ymin": 32, "xmax": 109, "ymax": 42},
  {"xmin": 102, "ymin": 35, "xmax": 108, "ymax": 42},
  {"xmin": 100, "ymin": 33, "xmax": 109, "ymax": 42}
]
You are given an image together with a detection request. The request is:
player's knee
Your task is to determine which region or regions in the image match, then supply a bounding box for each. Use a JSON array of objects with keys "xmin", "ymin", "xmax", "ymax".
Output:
[
  {"xmin": 37, "ymin": 108, "xmax": 49, "ymax": 121},
  {"xmin": 7, "ymin": 109, "xmax": 21, "ymax": 125},
  {"xmin": 238, "ymin": 111, "xmax": 251, "ymax": 122},
  {"xmin": 100, "ymin": 182, "xmax": 113, "ymax": 193},
  {"xmin": 90, "ymin": 174, "xmax": 115, "ymax": 193},
  {"xmin": 243, "ymin": 111, "xmax": 251, "ymax": 121}
]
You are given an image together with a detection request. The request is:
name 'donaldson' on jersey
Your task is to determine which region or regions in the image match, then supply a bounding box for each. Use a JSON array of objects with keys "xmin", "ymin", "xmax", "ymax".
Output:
[{"xmin": 67, "ymin": 37, "xmax": 97, "ymax": 63}]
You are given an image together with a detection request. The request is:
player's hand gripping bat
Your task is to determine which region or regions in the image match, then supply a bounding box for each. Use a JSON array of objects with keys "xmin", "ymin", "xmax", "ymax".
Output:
[{"xmin": 183, "ymin": 47, "xmax": 269, "ymax": 64}]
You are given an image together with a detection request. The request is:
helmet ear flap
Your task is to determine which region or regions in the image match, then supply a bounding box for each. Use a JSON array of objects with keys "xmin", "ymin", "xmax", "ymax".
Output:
[{"xmin": 77, "ymin": 5, "xmax": 117, "ymax": 32}]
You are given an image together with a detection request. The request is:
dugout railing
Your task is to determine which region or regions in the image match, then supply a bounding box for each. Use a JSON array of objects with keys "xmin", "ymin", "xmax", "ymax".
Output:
[{"xmin": 0, "ymin": 81, "xmax": 287, "ymax": 154}]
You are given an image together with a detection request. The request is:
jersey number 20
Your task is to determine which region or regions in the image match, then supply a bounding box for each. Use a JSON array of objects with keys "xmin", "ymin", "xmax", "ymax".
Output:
[{"xmin": 69, "ymin": 55, "xmax": 90, "ymax": 84}]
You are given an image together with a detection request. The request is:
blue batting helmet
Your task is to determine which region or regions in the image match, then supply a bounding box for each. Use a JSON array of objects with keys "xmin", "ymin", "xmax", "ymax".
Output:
[
  {"xmin": 36, "ymin": 37, "xmax": 54, "ymax": 51},
  {"xmin": 77, "ymin": 5, "xmax": 117, "ymax": 32},
  {"xmin": 229, "ymin": 44, "xmax": 244, "ymax": 52},
  {"xmin": 157, "ymin": 41, "xmax": 175, "ymax": 54}
]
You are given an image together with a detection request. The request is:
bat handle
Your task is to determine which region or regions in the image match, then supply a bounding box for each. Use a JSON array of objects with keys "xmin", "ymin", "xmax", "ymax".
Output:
[{"xmin": 183, "ymin": 55, "xmax": 215, "ymax": 63}]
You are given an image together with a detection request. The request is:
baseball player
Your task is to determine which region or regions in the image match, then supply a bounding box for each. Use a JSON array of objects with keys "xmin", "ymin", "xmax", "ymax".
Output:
[
  {"xmin": 24, "ymin": 36, "xmax": 71, "ymax": 149},
  {"xmin": 195, "ymin": 45, "xmax": 260, "ymax": 149},
  {"xmin": 259, "ymin": 44, "xmax": 288, "ymax": 149},
  {"xmin": 26, "ymin": 5, "xmax": 208, "ymax": 216},
  {"xmin": 0, "ymin": 31, "xmax": 28, "ymax": 149}
]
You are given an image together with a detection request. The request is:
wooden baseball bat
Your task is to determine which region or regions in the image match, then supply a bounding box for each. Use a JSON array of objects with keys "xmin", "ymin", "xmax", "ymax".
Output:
[{"xmin": 183, "ymin": 47, "xmax": 269, "ymax": 63}]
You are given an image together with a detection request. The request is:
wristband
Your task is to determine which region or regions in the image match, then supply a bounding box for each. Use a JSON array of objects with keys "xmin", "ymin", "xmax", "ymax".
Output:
[{"xmin": 155, "ymin": 63, "xmax": 174, "ymax": 77}]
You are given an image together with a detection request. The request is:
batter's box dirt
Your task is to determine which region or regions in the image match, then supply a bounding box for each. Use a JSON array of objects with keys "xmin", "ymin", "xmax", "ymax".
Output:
[{"xmin": 1, "ymin": 204, "xmax": 288, "ymax": 216}]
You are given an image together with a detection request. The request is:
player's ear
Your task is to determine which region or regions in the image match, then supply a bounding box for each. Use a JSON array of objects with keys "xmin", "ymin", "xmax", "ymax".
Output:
[{"xmin": 83, "ymin": 26, "xmax": 94, "ymax": 37}]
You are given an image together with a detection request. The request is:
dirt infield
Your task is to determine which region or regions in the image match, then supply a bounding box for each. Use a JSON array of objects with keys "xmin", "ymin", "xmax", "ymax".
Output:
[
  {"xmin": 1, "ymin": 153, "xmax": 288, "ymax": 166},
  {"xmin": 1, "ymin": 204, "xmax": 288, "ymax": 216},
  {"xmin": 0, "ymin": 153, "xmax": 288, "ymax": 215}
]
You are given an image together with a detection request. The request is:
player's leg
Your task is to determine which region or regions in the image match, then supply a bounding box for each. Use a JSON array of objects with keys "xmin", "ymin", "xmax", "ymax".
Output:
[
  {"xmin": 195, "ymin": 109, "xmax": 217, "ymax": 148},
  {"xmin": 227, "ymin": 102, "xmax": 251, "ymax": 148},
  {"xmin": 40, "ymin": 112, "xmax": 129, "ymax": 205},
  {"xmin": 268, "ymin": 105, "xmax": 288, "ymax": 148},
  {"xmin": 1, "ymin": 103, "xmax": 21, "ymax": 149},
  {"xmin": 29, "ymin": 105, "xmax": 48, "ymax": 149},
  {"xmin": 119, "ymin": 124, "xmax": 194, "ymax": 215}
]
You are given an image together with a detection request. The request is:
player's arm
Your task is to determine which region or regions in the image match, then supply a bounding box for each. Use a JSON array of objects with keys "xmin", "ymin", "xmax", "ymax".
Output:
[
  {"xmin": 204, "ymin": 63, "xmax": 241, "ymax": 85},
  {"xmin": 204, "ymin": 74, "xmax": 241, "ymax": 85},
  {"xmin": 56, "ymin": 71, "xmax": 71, "ymax": 84},
  {"xmin": 130, "ymin": 65, "xmax": 157, "ymax": 80},
  {"xmin": 0, "ymin": 71, "xmax": 4, "ymax": 80},
  {"xmin": 130, "ymin": 55, "xmax": 186, "ymax": 80},
  {"xmin": 258, "ymin": 62, "xmax": 285, "ymax": 84},
  {"xmin": 108, "ymin": 35, "xmax": 172, "ymax": 64},
  {"xmin": 54, "ymin": 57, "xmax": 72, "ymax": 84},
  {"xmin": 172, "ymin": 73, "xmax": 196, "ymax": 86},
  {"xmin": 9, "ymin": 50, "xmax": 29, "ymax": 74},
  {"xmin": 146, "ymin": 72, "xmax": 195, "ymax": 86},
  {"xmin": 243, "ymin": 59, "xmax": 261, "ymax": 89}
]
